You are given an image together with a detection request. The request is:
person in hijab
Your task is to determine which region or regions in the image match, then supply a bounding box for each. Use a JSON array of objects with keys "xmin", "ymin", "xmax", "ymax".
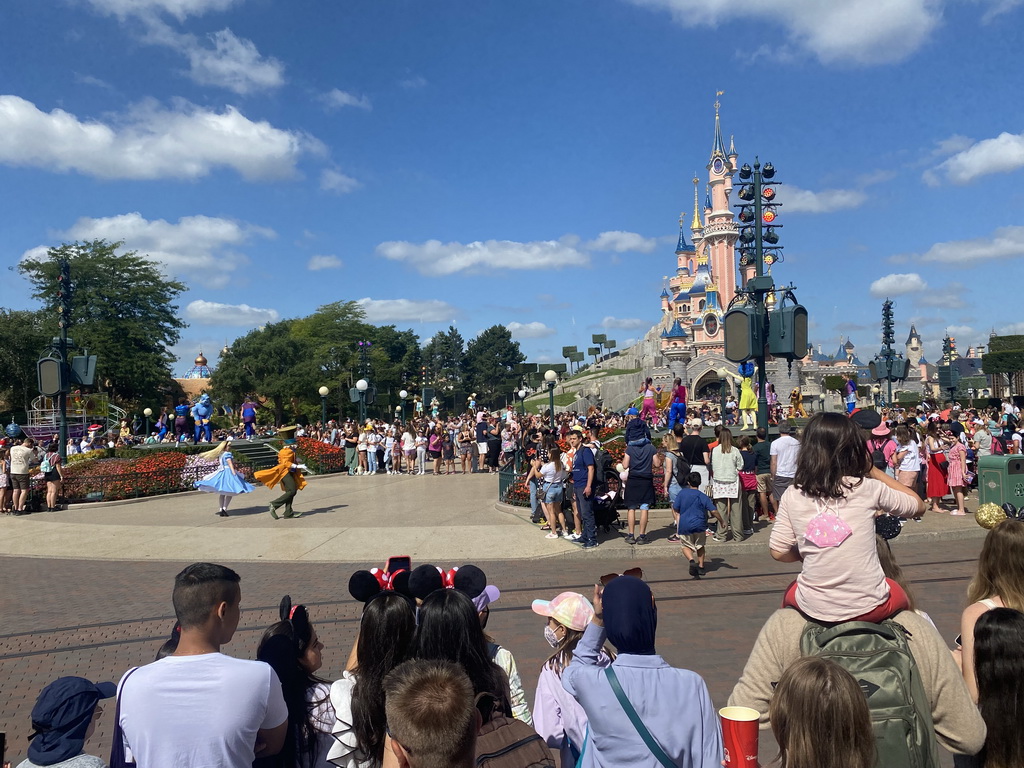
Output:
[
  {"xmin": 18, "ymin": 676, "xmax": 114, "ymax": 768},
  {"xmin": 560, "ymin": 575, "xmax": 722, "ymax": 767}
]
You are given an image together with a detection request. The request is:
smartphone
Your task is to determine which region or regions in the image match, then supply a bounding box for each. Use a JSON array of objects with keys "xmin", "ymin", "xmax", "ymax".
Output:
[{"xmin": 386, "ymin": 556, "xmax": 411, "ymax": 575}]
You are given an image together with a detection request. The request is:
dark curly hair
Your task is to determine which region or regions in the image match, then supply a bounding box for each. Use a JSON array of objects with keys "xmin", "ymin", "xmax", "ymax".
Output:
[{"xmin": 793, "ymin": 412, "xmax": 871, "ymax": 500}]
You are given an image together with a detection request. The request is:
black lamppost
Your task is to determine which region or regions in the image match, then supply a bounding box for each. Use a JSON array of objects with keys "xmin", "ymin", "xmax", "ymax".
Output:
[
  {"xmin": 318, "ymin": 386, "xmax": 329, "ymax": 428},
  {"xmin": 517, "ymin": 387, "xmax": 528, "ymax": 416},
  {"xmin": 399, "ymin": 389, "xmax": 408, "ymax": 423},
  {"xmin": 544, "ymin": 370, "xmax": 558, "ymax": 429},
  {"xmin": 356, "ymin": 379, "xmax": 368, "ymax": 424}
]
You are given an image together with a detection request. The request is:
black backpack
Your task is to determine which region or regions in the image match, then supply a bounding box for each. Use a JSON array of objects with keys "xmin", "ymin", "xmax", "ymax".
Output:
[
  {"xmin": 590, "ymin": 445, "xmax": 610, "ymax": 494},
  {"xmin": 800, "ymin": 619, "xmax": 939, "ymax": 768},
  {"xmin": 870, "ymin": 440, "xmax": 889, "ymax": 470},
  {"xmin": 671, "ymin": 450, "xmax": 692, "ymax": 488}
]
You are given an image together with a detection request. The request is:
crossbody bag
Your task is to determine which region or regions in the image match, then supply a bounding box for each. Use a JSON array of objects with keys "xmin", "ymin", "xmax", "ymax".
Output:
[{"xmin": 604, "ymin": 666, "xmax": 675, "ymax": 768}]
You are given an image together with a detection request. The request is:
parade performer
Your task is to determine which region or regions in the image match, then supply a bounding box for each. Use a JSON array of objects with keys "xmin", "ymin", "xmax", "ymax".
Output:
[
  {"xmin": 240, "ymin": 396, "xmax": 259, "ymax": 439},
  {"xmin": 667, "ymin": 377, "xmax": 688, "ymax": 431},
  {"xmin": 195, "ymin": 441, "xmax": 255, "ymax": 517},
  {"xmin": 790, "ymin": 387, "xmax": 807, "ymax": 418},
  {"xmin": 173, "ymin": 398, "xmax": 190, "ymax": 441},
  {"xmin": 638, "ymin": 377, "xmax": 658, "ymax": 425},
  {"xmin": 191, "ymin": 393, "xmax": 214, "ymax": 443},
  {"xmin": 254, "ymin": 425, "xmax": 308, "ymax": 519},
  {"xmin": 724, "ymin": 364, "xmax": 757, "ymax": 429}
]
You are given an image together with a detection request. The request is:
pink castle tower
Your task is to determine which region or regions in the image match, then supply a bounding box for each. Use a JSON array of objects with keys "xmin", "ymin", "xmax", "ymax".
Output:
[{"xmin": 660, "ymin": 96, "xmax": 740, "ymax": 358}]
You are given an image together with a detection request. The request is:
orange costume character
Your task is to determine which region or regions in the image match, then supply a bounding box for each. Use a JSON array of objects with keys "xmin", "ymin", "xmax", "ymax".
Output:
[{"xmin": 254, "ymin": 426, "xmax": 307, "ymax": 518}]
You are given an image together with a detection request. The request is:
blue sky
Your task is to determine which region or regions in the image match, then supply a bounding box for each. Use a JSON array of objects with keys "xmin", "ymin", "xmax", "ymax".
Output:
[{"xmin": 2, "ymin": 0, "xmax": 1023, "ymax": 373}]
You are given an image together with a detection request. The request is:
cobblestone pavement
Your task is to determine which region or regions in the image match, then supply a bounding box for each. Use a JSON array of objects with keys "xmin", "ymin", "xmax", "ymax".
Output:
[{"xmin": 0, "ymin": 536, "xmax": 981, "ymax": 766}]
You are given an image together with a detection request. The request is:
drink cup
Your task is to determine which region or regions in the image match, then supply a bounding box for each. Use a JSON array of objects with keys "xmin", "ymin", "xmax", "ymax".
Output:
[{"xmin": 719, "ymin": 705, "xmax": 759, "ymax": 766}]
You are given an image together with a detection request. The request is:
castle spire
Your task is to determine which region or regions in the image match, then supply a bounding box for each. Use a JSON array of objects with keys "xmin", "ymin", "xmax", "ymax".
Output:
[
  {"xmin": 729, "ymin": 134, "xmax": 736, "ymax": 156},
  {"xmin": 709, "ymin": 91, "xmax": 727, "ymax": 163},
  {"xmin": 690, "ymin": 175, "xmax": 702, "ymax": 231},
  {"xmin": 676, "ymin": 211, "xmax": 692, "ymax": 252}
]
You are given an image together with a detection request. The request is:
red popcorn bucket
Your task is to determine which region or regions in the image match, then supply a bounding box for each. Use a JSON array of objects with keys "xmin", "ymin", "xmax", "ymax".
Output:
[{"xmin": 719, "ymin": 706, "xmax": 759, "ymax": 766}]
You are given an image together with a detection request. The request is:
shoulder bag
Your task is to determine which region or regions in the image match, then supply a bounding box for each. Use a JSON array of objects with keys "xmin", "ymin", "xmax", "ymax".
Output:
[
  {"xmin": 109, "ymin": 666, "xmax": 140, "ymax": 768},
  {"xmin": 604, "ymin": 666, "xmax": 675, "ymax": 768}
]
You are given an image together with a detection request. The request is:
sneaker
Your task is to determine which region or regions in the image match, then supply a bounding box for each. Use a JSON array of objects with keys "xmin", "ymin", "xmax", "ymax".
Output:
[
  {"xmin": 582, "ymin": 542, "xmax": 599, "ymax": 550},
  {"xmin": 625, "ymin": 533, "xmax": 636, "ymax": 545},
  {"xmin": 705, "ymin": 528, "xmax": 715, "ymax": 537},
  {"xmin": 545, "ymin": 532, "xmax": 560, "ymax": 539},
  {"xmin": 562, "ymin": 531, "xmax": 574, "ymax": 540},
  {"xmin": 698, "ymin": 565, "xmax": 707, "ymax": 576},
  {"xmin": 636, "ymin": 534, "xmax": 650, "ymax": 545},
  {"xmin": 667, "ymin": 534, "xmax": 680, "ymax": 543},
  {"xmin": 742, "ymin": 529, "xmax": 754, "ymax": 536},
  {"xmin": 688, "ymin": 560, "xmax": 699, "ymax": 578},
  {"xmin": 570, "ymin": 532, "xmax": 581, "ymax": 540},
  {"xmin": 268, "ymin": 504, "xmax": 279, "ymax": 520},
  {"xmin": 712, "ymin": 534, "xmax": 727, "ymax": 543}
]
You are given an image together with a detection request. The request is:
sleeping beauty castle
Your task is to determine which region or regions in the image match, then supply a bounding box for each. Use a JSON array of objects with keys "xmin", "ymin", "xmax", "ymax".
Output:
[{"xmin": 613, "ymin": 98, "xmax": 925, "ymax": 406}]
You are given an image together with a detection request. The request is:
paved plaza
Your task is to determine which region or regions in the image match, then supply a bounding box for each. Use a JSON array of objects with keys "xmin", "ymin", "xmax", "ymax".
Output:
[{"xmin": 0, "ymin": 472, "xmax": 989, "ymax": 766}]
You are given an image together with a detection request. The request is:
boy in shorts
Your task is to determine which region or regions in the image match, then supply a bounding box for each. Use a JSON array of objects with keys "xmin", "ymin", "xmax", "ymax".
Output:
[{"xmin": 672, "ymin": 472, "xmax": 724, "ymax": 579}]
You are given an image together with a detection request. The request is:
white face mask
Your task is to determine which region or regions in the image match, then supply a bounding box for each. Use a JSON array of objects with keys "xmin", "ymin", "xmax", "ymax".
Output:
[{"xmin": 544, "ymin": 626, "xmax": 560, "ymax": 648}]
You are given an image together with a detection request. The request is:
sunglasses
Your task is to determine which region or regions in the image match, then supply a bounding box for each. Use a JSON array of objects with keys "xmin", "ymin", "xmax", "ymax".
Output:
[{"xmin": 599, "ymin": 567, "xmax": 643, "ymax": 586}]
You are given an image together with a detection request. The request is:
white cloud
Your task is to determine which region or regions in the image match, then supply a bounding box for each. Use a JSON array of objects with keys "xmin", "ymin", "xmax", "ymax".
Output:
[
  {"xmin": 626, "ymin": 0, "xmax": 940, "ymax": 65},
  {"xmin": 320, "ymin": 168, "xmax": 360, "ymax": 194},
  {"xmin": 507, "ymin": 321, "xmax": 556, "ymax": 339},
  {"xmin": 917, "ymin": 226, "xmax": 1024, "ymax": 263},
  {"xmin": 601, "ymin": 316, "xmax": 648, "ymax": 330},
  {"xmin": 399, "ymin": 75, "xmax": 428, "ymax": 89},
  {"xmin": 86, "ymin": 0, "xmax": 240, "ymax": 21},
  {"xmin": 925, "ymin": 131, "xmax": 1024, "ymax": 185},
  {"xmin": 321, "ymin": 89, "xmax": 372, "ymax": 111},
  {"xmin": 998, "ymin": 321, "xmax": 1024, "ymax": 335},
  {"xmin": 376, "ymin": 237, "xmax": 589, "ymax": 276},
  {"xmin": 307, "ymin": 254, "xmax": 343, "ymax": 271},
  {"xmin": 869, "ymin": 273, "xmax": 928, "ymax": 297},
  {"xmin": 355, "ymin": 298, "xmax": 457, "ymax": 324},
  {"xmin": 179, "ymin": 28, "xmax": 285, "ymax": 94},
  {"xmin": 0, "ymin": 95, "xmax": 315, "ymax": 181},
  {"xmin": 23, "ymin": 212, "xmax": 274, "ymax": 289},
  {"xmin": 979, "ymin": 0, "xmax": 1023, "ymax": 22},
  {"xmin": 586, "ymin": 230, "xmax": 658, "ymax": 253},
  {"xmin": 185, "ymin": 300, "xmax": 279, "ymax": 326},
  {"xmin": 779, "ymin": 185, "xmax": 867, "ymax": 214}
]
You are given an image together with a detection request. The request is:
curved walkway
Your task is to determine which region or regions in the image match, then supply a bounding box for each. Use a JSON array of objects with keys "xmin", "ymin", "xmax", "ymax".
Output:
[{"xmin": 0, "ymin": 470, "xmax": 987, "ymax": 562}]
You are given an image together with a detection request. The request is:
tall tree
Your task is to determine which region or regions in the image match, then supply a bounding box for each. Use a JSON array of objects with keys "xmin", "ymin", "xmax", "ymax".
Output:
[
  {"xmin": 211, "ymin": 320, "xmax": 317, "ymax": 424},
  {"xmin": 0, "ymin": 309, "xmax": 51, "ymax": 412},
  {"xmin": 464, "ymin": 325, "xmax": 525, "ymax": 407},
  {"xmin": 18, "ymin": 240, "xmax": 186, "ymax": 404},
  {"xmin": 423, "ymin": 325, "xmax": 466, "ymax": 388}
]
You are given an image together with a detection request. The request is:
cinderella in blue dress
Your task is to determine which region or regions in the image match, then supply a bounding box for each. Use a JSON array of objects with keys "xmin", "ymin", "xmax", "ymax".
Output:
[{"xmin": 196, "ymin": 448, "xmax": 255, "ymax": 516}]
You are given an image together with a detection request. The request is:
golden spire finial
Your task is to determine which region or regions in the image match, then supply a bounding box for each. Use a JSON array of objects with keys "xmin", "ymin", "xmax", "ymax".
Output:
[
  {"xmin": 691, "ymin": 175, "xmax": 701, "ymax": 230},
  {"xmin": 715, "ymin": 90, "xmax": 724, "ymax": 113}
]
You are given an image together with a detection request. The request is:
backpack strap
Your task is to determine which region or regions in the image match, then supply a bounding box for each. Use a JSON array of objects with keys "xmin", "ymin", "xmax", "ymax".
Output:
[
  {"xmin": 604, "ymin": 666, "xmax": 675, "ymax": 768},
  {"xmin": 110, "ymin": 666, "xmax": 141, "ymax": 768}
]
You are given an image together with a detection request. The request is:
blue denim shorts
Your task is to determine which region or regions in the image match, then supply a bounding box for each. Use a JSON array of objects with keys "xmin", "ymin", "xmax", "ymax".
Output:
[{"xmin": 542, "ymin": 483, "xmax": 564, "ymax": 504}]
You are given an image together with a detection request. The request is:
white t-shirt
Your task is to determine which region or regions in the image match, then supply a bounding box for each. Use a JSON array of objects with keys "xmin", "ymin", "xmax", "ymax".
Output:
[
  {"xmin": 118, "ymin": 653, "xmax": 288, "ymax": 768},
  {"xmin": 540, "ymin": 460, "xmax": 564, "ymax": 484},
  {"xmin": 769, "ymin": 435, "xmax": 800, "ymax": 477},
  {"xmin": 896, "ymin": 441, "xmax": 921, "ymax": 471},
  {"xmin": 9, "ymin": 444, "xmax": 35, "ymax": 475},
  {"xmin": 401, "ymin": 432, "xmax": 415, "ymax": 451}
]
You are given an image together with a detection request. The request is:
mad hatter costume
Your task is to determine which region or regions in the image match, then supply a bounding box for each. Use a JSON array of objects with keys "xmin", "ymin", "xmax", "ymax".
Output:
[{"xmin": 254, "ymin": 426, "xmax": 308, "ymax": 519}]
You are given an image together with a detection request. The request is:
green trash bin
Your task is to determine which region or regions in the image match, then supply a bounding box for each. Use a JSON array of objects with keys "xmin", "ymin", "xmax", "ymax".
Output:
[{"xmin": 977, "ymin": 454, "xmax": 1024, "ymax": 507}]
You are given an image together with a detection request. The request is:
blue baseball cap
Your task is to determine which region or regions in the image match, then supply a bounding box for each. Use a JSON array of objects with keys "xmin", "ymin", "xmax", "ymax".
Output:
[{"xmin": 626, "ymin": 407, "xmax": 640, "ymax": 416}]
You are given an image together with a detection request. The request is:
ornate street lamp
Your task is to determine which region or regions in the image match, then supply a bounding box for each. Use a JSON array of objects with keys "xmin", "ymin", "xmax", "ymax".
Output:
[
  {"xmin": 399, "ymin": 389, "xmax": 409, "ymax": 423},
  {"xmin": 143, "ymin": 407, "xmax": 152, "ymax": 436},
  {"xmin": 518, "ymin": 387, "xmax": 528, "ymax": 416},
  {"xmin": 544, "ymin": 370, "xmax": 558, "ymax": 429},
  {"xmin": 318, "ymin": 386, "xmax": 330, "ymax": 427},
  {"xmin": 356, "ymin": 379, "xmax": 369, "ymax": 424}
]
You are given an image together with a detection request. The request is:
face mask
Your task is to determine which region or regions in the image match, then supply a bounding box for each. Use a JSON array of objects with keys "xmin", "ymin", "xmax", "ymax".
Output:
[{"xmin": 544, "ymin": 626, "xmax": 560, "ymax": 648}]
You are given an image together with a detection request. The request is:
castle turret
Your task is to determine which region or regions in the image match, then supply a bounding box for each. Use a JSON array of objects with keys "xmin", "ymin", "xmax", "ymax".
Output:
[{"xmin": 905, "ymin": 324, "xmax": 923, "ymax": 368}]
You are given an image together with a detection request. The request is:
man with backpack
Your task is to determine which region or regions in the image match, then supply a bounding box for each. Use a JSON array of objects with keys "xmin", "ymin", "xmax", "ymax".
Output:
[{"xmin": 728, "ymin": 607, "xmax": 985, "ymax": 767}]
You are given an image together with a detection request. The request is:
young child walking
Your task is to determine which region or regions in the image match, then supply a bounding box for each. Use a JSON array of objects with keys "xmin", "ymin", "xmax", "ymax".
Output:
[{"xmin": 672, "ymin": 471, "xmax": 725, "ymax": 579}]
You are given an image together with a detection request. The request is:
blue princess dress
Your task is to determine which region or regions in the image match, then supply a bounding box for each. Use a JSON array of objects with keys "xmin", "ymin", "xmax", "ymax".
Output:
[{"xmin": 196, "ymin": 452, "xmax": 256, "ymax": 496}]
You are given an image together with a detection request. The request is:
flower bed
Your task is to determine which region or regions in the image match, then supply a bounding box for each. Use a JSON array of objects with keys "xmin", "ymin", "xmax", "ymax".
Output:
[{"xmin": 295, "ymin": 437, "xmax": 347, "ymax": 474}]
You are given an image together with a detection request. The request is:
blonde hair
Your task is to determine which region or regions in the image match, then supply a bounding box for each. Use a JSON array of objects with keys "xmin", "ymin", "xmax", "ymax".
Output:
[
  {"xmin": 718, "ymin": 428, "xmax": 734, "ymax": 453},
  {"xmin": 199, "ymin": 440, "xmax": 229, "ymax": 460},
  {"xmin": 968, "ymin": 519, "xmax": 1024, "ymax": 610}
]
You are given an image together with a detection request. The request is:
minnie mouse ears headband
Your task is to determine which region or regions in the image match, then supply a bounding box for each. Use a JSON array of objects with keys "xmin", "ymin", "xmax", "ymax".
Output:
[
  {"xmin": 348, "ymin": 562, "xmax": 500, "ymax": 610},
  {"xmin": 875, "ymin": 514, "xmax": 903, "ymax": 541}
]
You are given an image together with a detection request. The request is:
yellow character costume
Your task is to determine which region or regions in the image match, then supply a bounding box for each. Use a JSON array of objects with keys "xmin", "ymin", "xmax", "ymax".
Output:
[
  {"xmin": 254, "ymin": 426, "xmax": 307, "ymax": 518},
  {"xmin": 724, "ymin": 370, "xmax": 758, "ymax": 429}
]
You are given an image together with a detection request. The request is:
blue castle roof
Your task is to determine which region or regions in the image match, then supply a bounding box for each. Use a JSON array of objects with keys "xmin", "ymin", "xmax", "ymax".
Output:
[{"xmin": 665, "ymin": 319, "xmax": 688, "ymax": 339}]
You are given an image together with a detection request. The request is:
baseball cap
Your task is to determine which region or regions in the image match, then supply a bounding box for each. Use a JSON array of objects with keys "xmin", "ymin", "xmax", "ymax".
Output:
[
  {"xmin": 531, "ymin": 592, "xmax": 595, "ymax": 632},
  {"xmin": 626, "ymin": 407, "xmax": 640, "ymax": 416}
]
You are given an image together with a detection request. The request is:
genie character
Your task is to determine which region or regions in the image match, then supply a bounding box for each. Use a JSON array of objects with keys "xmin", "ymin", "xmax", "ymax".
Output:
[{"xmin": 191, "ymin": 393, "xmax": 214, "ymax": 443}]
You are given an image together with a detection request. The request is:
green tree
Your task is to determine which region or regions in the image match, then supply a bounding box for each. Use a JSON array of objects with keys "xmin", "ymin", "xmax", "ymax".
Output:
[
  {"xmin": 18, "ymin": 240, "xmax": 186, "ymax": 404},
  {"xmin": 464, "ymin": 325, "xmax": 525, "ymax": 407},
  {"xmin": 423, "ymin": 326, "xmax": 465, "ymax": 387},
  {"xmin": 211, "ymin": 320, "xmax": 317, "ymax": 424},
  {"xmin": 0, "ymin": 309, "xmax": 51, "ymax": 411}
]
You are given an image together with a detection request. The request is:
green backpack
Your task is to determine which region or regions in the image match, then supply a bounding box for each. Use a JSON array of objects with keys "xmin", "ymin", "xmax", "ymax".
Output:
[{"xmin": 800, "ymin": 619, "xmax": 939, "ymax": 768}]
